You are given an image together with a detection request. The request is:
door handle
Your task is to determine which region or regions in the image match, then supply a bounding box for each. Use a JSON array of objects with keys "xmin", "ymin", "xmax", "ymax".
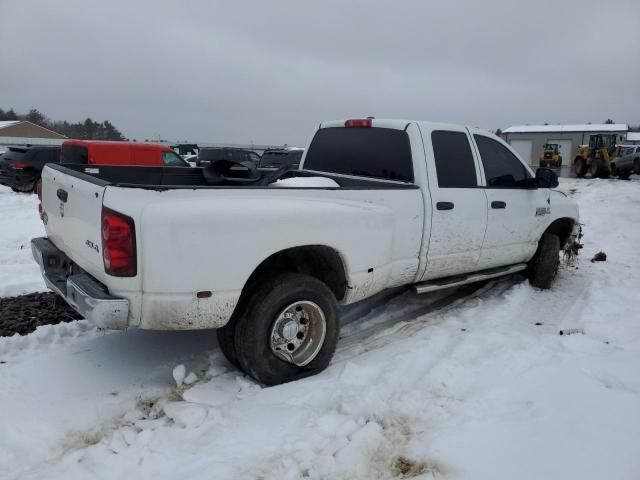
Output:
[
  {"xmin": 436, "ymin": 202, "xmax": 454, "ymax": 210},
  {"xmin": 491, "ymin": 201, "xmax": 506, "ymax": 209},
  {"xmin": 57, "ymin": 188, "xmax": 68, "ymax": 203}
]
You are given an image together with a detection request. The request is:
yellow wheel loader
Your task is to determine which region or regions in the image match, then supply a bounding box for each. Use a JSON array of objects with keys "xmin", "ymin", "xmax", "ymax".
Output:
[
  {"xmin": 572, "ymin": 134, "xmax": 621, "ymax": 178},
  {"xmin": 539, "ymin": 143, "xmax": 562, "ymax": 168}
]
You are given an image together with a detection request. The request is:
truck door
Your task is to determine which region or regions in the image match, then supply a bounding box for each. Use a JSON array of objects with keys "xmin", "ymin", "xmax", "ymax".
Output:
[
  {"xmin": 419, "ymin": 125, "xmax": 488, "ymax": 280},
  {"xmin": 470, "ymin": 130, "xmax": 548, "ymax": 269}
]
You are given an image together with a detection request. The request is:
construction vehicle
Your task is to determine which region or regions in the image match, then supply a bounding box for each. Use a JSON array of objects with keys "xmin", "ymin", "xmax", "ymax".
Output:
[
  {"xmin": 539, "ymin": 143, "xmax": 562, "ymax": 168},
  {"xmin": 572, "ymin": 134, "xmax": 622, "ymax": 178}
]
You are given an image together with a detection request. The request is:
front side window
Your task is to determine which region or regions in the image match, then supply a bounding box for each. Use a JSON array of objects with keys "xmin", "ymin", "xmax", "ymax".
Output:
[
  {"xmin": 162, "ymin": 151, "xmax": 187, "ymax": 167},
  {"xmin": 431, "ymin": 131, "xmax": 477, "ymax": 187},
  {"xmin": 474, "ymin": 135, "xmax": 532, "ymax": 188}
]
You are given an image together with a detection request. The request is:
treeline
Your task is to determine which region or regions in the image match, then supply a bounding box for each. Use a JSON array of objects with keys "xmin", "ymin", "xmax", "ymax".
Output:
[{"xmin": 0, "ymin": 107, "xmax": 126, "ymax": 141}]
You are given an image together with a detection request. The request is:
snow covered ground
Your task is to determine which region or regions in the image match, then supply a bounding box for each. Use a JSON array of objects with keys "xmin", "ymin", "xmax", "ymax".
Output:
[
  {"xmin": 0, "ymin": 188, "xmax": 45, "ymax": 297},
  {"xmin": 1, "ymin": 179, "xmax": 639, "ymax": 480}
]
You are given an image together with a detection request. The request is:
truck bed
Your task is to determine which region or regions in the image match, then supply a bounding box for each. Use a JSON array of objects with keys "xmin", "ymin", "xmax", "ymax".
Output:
[{"xmin": 51, "ymin": 163, "xmax": 417, "ymax": 190}]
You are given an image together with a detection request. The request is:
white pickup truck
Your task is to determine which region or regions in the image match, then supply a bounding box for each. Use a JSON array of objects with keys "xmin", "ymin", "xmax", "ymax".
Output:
[{"xmin": 32, "ymin": 118, "xmax": 580, "ymax": 385}]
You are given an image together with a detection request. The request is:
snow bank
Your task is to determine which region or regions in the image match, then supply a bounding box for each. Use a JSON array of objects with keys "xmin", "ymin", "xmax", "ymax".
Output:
[{"xmin": 0, "ymin": 186, "xmax": 46, "ymax": 296}]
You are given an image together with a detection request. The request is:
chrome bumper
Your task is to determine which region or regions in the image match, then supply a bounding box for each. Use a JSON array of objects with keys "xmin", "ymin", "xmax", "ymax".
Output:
[{"xmin": 31, "ymin": 237, "xmax": 129, "ymax": 330}]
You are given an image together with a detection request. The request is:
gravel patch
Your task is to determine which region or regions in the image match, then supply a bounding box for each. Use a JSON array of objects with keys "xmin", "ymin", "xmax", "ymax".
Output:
[{"xmin": 0, "ymin": 292, "xmax": 83, "ymax": 337}]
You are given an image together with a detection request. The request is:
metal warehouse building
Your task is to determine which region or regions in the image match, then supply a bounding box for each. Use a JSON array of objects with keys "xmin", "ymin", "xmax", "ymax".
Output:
[
  {"xmin": 626, "ymin": 132, "xmax": 640, "ymax": 145},
  {"xmin": 502, "ymin": 123, "xmax": 629, "ymax": 177}
]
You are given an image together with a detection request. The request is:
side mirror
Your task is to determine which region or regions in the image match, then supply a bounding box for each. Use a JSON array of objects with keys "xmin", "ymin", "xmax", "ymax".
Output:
[{"xmin": 535, "ymin": 167, "xmax": 559, "ymax": 188}]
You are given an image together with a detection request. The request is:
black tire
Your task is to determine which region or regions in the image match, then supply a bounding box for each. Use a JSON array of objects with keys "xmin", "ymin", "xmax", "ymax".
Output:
[
  {"xmin": 634, "ymin": 159, "xmax": 640, "ymax": 174},
  {"xmin": 575, "ymin": 158, "xmax": 587, "ymax": 177},
  {"xmin": 217, "ymin": 313, "xmax": 241, "ymax": 369},
  {"xmin": 618, "ymin": 171, "xmax": 630, "ymax": 180},
  {"xmin": 527, "ymin": 233, "xmax": 560, "ymax": 289},
  {"xmin": 233, "ymin": 272, "xmax": 339, "ymax": 386},
  {"xmin": 610, "ymin": 164, "xmax": 618, "ymax": 177},
  {"xmin": 11, "ymin": 182, "xmax": 36, "ymax": 193},
  {"xmin": 590, "ymin": 158, "xmax": 602, "ymax": 177}
]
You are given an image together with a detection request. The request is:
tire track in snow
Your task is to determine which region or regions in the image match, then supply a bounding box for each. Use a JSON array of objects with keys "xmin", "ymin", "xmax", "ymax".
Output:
[{"xmin": 335, "ymin": 276, "xmax": 520, "ymax": 362}]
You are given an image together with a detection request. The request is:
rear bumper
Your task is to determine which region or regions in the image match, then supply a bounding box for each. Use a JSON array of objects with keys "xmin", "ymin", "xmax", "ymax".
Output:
[
  {"xmin": 31, "ymin": 237, "xmax": 129, "ymax": 330},
  {"xmin": 0, "ymin": 169, "xmax": 38, "ymax": 190}
]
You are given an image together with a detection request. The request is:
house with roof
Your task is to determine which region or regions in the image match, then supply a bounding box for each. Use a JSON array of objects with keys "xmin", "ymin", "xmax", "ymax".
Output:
[{"xmin": 0, "ymin": 120, "xmax": 67, "ymax": 148}]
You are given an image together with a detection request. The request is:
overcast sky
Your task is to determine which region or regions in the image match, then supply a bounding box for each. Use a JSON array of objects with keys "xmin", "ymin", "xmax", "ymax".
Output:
[{"xmin": 1, "ymin": 0, "xmax": 639, "ymax": 145}]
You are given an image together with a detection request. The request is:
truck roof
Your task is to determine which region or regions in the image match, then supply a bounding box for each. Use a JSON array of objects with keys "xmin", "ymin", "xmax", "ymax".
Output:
[
  {"xmin": 318, "ymin": 118, "xmax": 470, "ymax": 131},
  {"xmin": 63, "ymin": 140, "xmax": 172, "ymax": 151}
]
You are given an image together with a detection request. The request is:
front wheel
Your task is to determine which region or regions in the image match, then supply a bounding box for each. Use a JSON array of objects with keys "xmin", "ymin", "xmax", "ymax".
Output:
[
  {"xmin": 233, "ymin": 273, "xmax": 339, "ymax": 386},
  {"xmin": 574, "ymin": 158, "xmax": 587, "ymax": 177},
  {"xmin": 527, "ymin": 233, "xmax": 560, "ymax": 289}
]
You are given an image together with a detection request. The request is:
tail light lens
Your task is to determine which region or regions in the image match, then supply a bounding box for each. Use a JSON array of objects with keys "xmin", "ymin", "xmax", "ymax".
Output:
[
  {"xmin": 9, "ymin": 162, "xmax": 28, "ymax": 169},
  {"xmin": 101, "ymin": 207, "xmax": 137, "ymax": 277},
  {"xmin": 345, "ymin": 118, "xmax": 373, "ymax": 128},
  {"xmin": 36, "ymin": 181, "xmax": 43, "ymax": 221}
]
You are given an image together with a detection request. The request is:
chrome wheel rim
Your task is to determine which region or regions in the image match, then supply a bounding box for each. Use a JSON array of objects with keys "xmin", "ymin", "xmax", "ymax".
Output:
[{"xmin": 270, "ymin": 300, "xmax": 326, "ymax": 366}]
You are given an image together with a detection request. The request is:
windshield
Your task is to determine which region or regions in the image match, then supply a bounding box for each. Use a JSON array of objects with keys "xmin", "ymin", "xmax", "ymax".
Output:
[{"xmin": 162, "ymin": 151, "xmax": 189, "ymax": 167}]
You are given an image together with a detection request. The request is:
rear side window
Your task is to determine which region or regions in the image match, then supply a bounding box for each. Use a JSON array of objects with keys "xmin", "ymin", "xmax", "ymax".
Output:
[
  {"xmin": 304, "ymin": 127, "xmax": 413, "ymax": 182},
  {"xmin": 61, "ymin": 146, "xmax": 88, "ymax": 164},
  {"xmin": 2, "ymin": 149, "xmax": 27, "ymax": 163},
  {"xmin": 431, "ymin": 131, "xmax": 477, "ymax": 187},
  {"xmin": 474, "ymin": 135, "xmax": 532, "ymax": 188}
]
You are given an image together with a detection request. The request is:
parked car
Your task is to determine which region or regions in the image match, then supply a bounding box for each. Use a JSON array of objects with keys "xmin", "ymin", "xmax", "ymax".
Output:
[
  {"xmin": 32, "ymin": 118, "xmax": 580, "ymax": 385},
  {"xmin": 197, "ymin": 147, "xmax": 261, "ymax": 166},
  {"xmin": 61, "ymin": 140, "xmax": 190, "ymax": 167},
  {"xmin": 259, "ymin": 148, "xmax": 304, "ymax": 169},
  {"xmin": 0, "ymin": 145, "xmax": 60, "ymax": 192},
  {"xmin": 183, "ymin": 154, "xmax": 198, "ymax": 167},
  {"xmin": 610, "ymin": 145, "xmax": 640, "ymax": 179}
]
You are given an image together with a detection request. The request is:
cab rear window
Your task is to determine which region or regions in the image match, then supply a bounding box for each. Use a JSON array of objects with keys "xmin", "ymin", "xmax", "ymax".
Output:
[{"xmin": 304, "ymin": 127, "xmax": 413, "ymax": 182}]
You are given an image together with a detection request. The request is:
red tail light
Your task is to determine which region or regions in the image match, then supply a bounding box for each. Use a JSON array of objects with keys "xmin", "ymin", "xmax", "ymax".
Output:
[
  {"xmin": 101, "ymin": 207, "xmax": 137, "ymax": 277},
  {"xmin": 36, "ymin": 181, "xmax": 43, "ymax": 221},
  {"xmin": 345, "ymin": 118, "xmax": 373, "ymax": 128},
  {"xmin": 9, "ymin": 162, "xmax": 28, "ymax": 169}
]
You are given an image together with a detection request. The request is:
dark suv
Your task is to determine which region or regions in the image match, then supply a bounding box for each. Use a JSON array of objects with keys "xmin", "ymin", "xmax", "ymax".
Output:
[
  {"xmin": 197, "ymin": 148, "xmax": 261, "ymax": 166},
  {"xmin": 0, "ymin": 146, "xmax": 61, "ymax": 193}
]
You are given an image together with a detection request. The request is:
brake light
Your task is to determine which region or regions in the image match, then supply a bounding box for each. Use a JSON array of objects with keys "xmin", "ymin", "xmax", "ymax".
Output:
[
  {"xmin": 9, "ymin": 162, "xmax": 27, "ymax": 169},
  {"xmin": 36, "ymin": 181, "xmax": 43, "ymax": 221},
  {"xmin": 101, "ymin": 207, "xmax": 137, "ymax": 277},
  {"xmin": 345, "ymin": 118, "xmax": 372, "ymax": 128}
]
